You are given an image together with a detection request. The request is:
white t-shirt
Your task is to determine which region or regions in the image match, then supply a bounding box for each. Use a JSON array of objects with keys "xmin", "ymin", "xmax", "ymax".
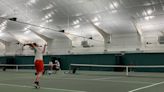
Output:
[
  {"xmin": 34, "ymin": 47, "xmax": 43, "ymax": 61},
  {"xmin": 49, "ymin": 61, "xmax": 53, "ymax": 65},
  {"xmin": 55, "ymin": 60, "xmax": 60, "ymax": 68}
]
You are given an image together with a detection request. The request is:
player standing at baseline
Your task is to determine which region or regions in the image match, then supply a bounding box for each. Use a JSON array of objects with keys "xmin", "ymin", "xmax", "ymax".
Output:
[{"xmin": 25, "ymin": 43, "xmax": 46, "ymax": 88}]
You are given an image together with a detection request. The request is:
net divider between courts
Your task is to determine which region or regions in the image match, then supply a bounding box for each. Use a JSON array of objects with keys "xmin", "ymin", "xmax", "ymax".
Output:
[
  {"xmin": 0, "ymin": 64, "xmax": 50, "ymax": 71},
  {"xmin": 70, "ymin": 64, "xmax": 164, "ymax": 76}
]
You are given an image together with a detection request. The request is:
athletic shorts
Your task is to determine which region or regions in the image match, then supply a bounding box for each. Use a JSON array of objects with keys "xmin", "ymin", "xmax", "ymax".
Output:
[{"xmin": 35, "ymin": 60, "xmax": 44, "ymax": 73}]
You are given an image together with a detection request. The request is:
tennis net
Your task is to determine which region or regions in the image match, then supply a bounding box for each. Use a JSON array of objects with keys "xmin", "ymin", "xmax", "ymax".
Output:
[{"xmin": 69, "ymin": 64, "xmax": 164, "ymax": 77}]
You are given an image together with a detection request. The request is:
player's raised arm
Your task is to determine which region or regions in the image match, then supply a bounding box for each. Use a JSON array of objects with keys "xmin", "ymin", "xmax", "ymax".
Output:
[
  {"xmin": 24, "ymin": 43, "xmax": 37, "ymax": 50},
  {"xmin": 42, "ymin": 44, "xmax": 47, "ymax": 54}
]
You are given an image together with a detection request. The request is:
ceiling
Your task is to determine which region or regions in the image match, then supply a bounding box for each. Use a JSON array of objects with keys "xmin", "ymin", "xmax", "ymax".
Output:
[{"xmin": 0, "ymin": 0, "xmax": 164, "ymax": 47}]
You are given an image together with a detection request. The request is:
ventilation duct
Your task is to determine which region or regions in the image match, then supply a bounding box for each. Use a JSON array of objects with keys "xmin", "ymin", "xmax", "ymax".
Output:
[
  {"xmin": 158, "ymin": 36, "xmax": 164, "ymax": 44},
  {"xmin": 81, "ymin": 41, "xmax": 90, "ymax": 48}
]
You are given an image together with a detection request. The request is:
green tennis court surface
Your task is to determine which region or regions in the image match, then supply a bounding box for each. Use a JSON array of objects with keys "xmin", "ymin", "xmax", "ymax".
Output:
[{"xmin": 0, "ymin": 71, "xmax": 164, "ymax": 92}]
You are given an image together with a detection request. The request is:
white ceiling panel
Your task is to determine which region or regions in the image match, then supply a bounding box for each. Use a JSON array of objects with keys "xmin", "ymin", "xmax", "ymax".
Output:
[{"xmin": 0, "ymin": 0, "xmax": 163, "ymax": 47}]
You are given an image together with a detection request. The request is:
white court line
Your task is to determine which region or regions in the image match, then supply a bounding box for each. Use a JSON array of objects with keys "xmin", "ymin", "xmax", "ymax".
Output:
[
  {"xmin": 60, "ymin": 77, "xmax": 153, "ymax": 84},
  {"xmin": 128, "ymin": 81, "xmax": 164, "ymax": 92},
  {"xmin": 91, "ymin": 77, "xmax": 122, "ymax": 80},
  {"xmin": 1, "ymin": 76, "xmax": 153, "ymax": 84},
  {"xmin": 0, "ymin": 83, "xmax": 87, "ymax": 92}
]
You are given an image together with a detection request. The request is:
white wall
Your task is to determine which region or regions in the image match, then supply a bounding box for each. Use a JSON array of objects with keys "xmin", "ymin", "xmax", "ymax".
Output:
[
  {"xmin": 109, "ymin": 33, "xmax": 141, "ymax": 51},
  {"xmin": 1, "ymin": 32, "xmax": 164, "ymax": 55}
]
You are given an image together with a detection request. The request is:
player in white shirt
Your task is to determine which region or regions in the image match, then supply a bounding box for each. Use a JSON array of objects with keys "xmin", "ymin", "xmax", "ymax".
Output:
[
  {"xmin": 25, "ymin": 43, "xmax": 46, "ymax": 88},
  {"xmin": 48, "ymin": 60, "xmax": 53, "ymax": 75},
  {"xmin": 54, "ymin": 60, "xmax": 60, "ymax": 74}
]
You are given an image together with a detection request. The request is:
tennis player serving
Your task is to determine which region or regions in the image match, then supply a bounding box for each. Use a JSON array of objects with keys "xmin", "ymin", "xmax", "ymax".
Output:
[{"xmin": 24, "ymin": 43, "xmax": 46, "ymax": 88}]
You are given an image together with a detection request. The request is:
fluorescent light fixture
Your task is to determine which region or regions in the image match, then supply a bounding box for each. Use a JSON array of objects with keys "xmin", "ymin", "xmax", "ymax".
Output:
[
  {"xmin": 24, "ymin": 25, "xmax": 31, "ymax": 31},
  {"xmin": 0, "ymin": 20, "xmax": 7, "ymax": 32},
  {"xmin": 92, "ymin": 17, "xmax": 98, "ymax": 22},
  {"xmin": 109, "ymin": 1, "xmax": 118, "ymax": 9},
  {"xmin": 109, "ymin": 4, "xmax": 115, "ymax": 9},
  {"xmin": 94, "ymin": 22, "xmax": 100, "ymax": 26},
  {"xmin": 30, "ymin": 0, "xmax": 37, "ymax": 3},
  {"xmin": 0, "ymin": 26, "xmax": 6, "ymax": 31},
  {"xmin": 0, "ymin": 20, "xmax": 8, "ymax": 27},
  {"xmin": 42, "ymin": 4, "xmax": 54, "ymax": 10},
  {"xmin": 24, "ymin": 30, "xmax": 31, "ymax": 34},
  {"xmin": 73, "ymin": 25, "xmax": 80, "ymax": 29},
  {"xmin": 144, "ymin": 16, "xmax": 155, "ymax": 20},
  {"xmin": 73, "ymin": 20, "xmax": 80, "ymax": 25},
  {"xmin": 46, "ymin": 19, "xmax": 53, "ymax": 23},
  {"xmin": 47, "ymin": 13, "xmax": 52, "ymax": 17},
  {"xmin": 144, "ymin": 16, "xmax": 150, "ymax": 20},
  {"xmin": 147, "ymin": 9, "xmax": 153, "ymax": 15},
  {"xmin": 26, "ymin": 0, "xmax": 38, "ymax": 6},
  {"xmin": 142, "ymin": 11, "xmax": 147, "ymax": 16},
  {"xmin": 39, "ymin": 29, "xmax": 45, "ymax": 33},
  {"xmin": 113, "ymin": 2, "xmax": 118, "ymax": 8},
  {"xmin": 48, "ymin": 19, "xmax": 53, "ymax": 22},
  {"xmin": 43, "ymin": 12, "xmax": 54, "ymax": 21},
  {"xmin": 45, "ymin": 15, "xmax": 49, "ymax": 19}
]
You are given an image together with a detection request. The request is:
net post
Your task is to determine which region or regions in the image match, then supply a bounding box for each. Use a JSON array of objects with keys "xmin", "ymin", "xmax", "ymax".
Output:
[
  {"xmin": 69, "ymin": 64, "xmax": 71, "ymax": 73},
  {"xmin": 126, "ymin": 66, "xmax": 129, "ymax": 76},
  {"xmin": 16, "ymin": 65, "xmax": 19, "ymax": 71}
]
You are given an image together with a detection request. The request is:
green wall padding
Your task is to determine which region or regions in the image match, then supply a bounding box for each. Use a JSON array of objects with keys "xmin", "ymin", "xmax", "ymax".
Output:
[{"xmin": 0, "ymin": 53, "xmax": 164, "ymax": 71}]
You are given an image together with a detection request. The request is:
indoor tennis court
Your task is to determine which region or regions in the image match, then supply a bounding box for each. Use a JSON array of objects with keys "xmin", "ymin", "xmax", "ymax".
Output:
[
  {"xmin": 1, "ymin": 0, "xmax": 164, "ymax": 92},
  {"xmin": 0, "ymin": 69, "xmax": 164, "ymax": 92}
]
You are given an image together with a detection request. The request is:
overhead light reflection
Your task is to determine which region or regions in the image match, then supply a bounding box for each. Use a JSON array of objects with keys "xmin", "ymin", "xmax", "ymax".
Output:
[
  {"xmin": 26, "ymin": 0, "xmax": 38, "ymax": 6},
  {"xmin": 24, "ymin": 30, "xmax": 31, "ymax": 34},
  {"xmin": 113, "ymin": 2, "xmax": 119, "ymax": 8},
  {"xmin": 73, "ymin": 25, "xmax": 80, "ymax": 29},
  {"xmin": 142, "ymin": 9, "xmax": 155, "ymax": 20},
  {"xmin": 42, "ymin": 4, "xmax": 54, "ymax": 10},
  {"xmin": 109, "ymin": 1, "xmax": 119, "ymax": 9},
  {"xmin": 39, "ymin": 29, "xmax": 45, "ymax": 33},
  {"xmin": 147, "ymin": 9, "xmax": 153, "ymax": 15},
  {"xmin": 92, "ymin": 17, "xmax": 98, "ymax": 22},
  {"xmin": 0, "ymin": 33, "xmax": 4, "ymax": 36},
  {"xmin": 144, "ymin": 16, "xmax": 155, "ymax": 20},
  {"xmin": 0, "ymin": 20, "xmax": 8, "ymax": 32},
  {"xmin": 110, "ymin": 4, "xmax": 114, "ymax": 9},
  {"xmin": 73, "ymin": 20, "xmax": 80, "ymax": 25},
  {"xmin": 94, "ymin": 22, "xmax": 100, "ymax": 26},
  {"xmin": 24, "ymin": 25, "xmax": 31, "ymax": 31}
]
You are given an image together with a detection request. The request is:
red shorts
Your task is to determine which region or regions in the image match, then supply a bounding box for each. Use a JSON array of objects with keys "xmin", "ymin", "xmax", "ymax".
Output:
[{"xmin": 35, "ymin": 60, "xmax": 44, "ymax": 73}]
